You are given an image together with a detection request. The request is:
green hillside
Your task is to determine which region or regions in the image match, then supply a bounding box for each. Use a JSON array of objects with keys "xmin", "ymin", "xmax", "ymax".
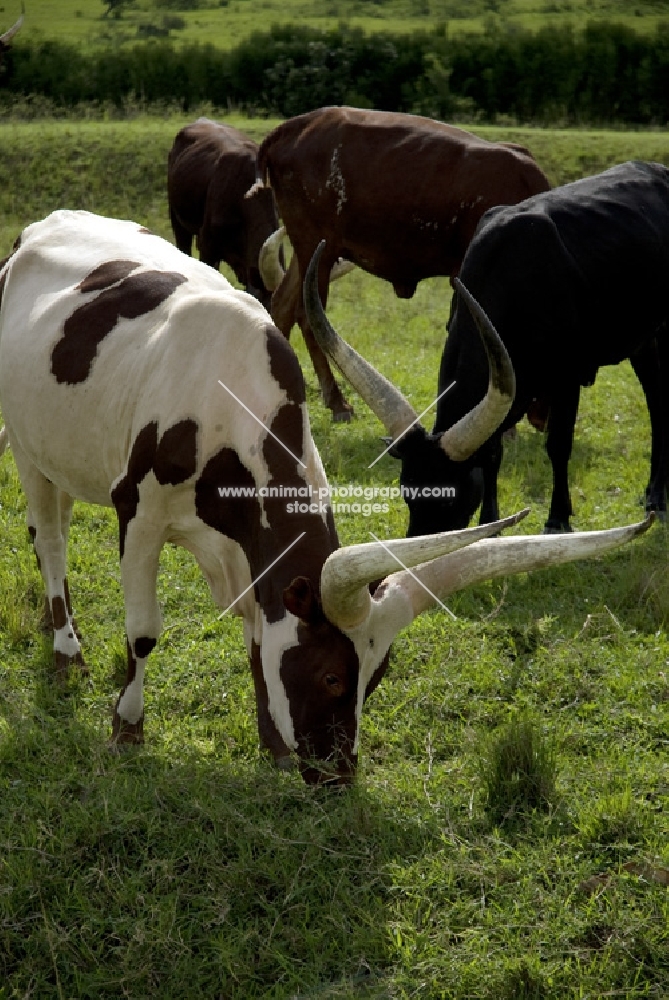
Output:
[{"xmin": 16, "ymin": 0, "xmax": 669, "ymax": 53}]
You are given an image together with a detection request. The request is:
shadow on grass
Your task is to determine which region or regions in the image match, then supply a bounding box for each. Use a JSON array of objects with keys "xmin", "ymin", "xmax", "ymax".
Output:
[{"xmin": 0, "ymin": 672, "xmax": 427, "ymax": 1000}]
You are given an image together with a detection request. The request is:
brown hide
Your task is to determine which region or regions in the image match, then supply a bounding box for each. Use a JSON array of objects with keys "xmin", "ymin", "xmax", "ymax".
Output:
[
  {"xmin": 256, "ymin": 106, "xmax": 551, "ymax": 420},
  {"xmin": 167, "ymin": 118, "xmax": 278, "ymax": 306}
]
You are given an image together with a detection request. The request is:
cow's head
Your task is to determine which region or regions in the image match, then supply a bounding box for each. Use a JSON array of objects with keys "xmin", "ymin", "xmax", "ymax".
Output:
[
  {"xmin": 272, "ymin": 509, "xmax": 531, "ymax": 784},
  {"xmin": 304, "ymin": 241, "xmax": 514, "ymax": 536},
  {"xmin": 272, "ymin": 504, "xmax": 652, "ymax": 784}
]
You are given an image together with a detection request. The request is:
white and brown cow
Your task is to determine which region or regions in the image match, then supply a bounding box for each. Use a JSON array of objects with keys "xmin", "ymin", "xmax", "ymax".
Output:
[{"xmin": 0, "ymin": 211, "xmax": 653, "ymax": 784}]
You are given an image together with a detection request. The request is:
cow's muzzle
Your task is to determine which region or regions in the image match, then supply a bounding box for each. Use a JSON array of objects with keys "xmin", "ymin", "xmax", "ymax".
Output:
[{"xmin": 299, "ymin": 753, "xmax": 358, "ymax": 787}]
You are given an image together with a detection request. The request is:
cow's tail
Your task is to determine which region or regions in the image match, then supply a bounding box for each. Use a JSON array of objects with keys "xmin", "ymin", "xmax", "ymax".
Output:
[{"xmin": 245, "ymin": 132, "xmax": 276, "ymax": 200}]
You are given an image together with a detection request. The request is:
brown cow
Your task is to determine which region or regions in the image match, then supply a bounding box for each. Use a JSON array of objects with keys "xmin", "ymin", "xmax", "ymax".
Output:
[
  {"xmin": 167, "ymin": 118, "xmax": 279, "ymax": 308},
  {"xmin": 255, "ymin": 106, "xmax": 551, "ymax": 421}
]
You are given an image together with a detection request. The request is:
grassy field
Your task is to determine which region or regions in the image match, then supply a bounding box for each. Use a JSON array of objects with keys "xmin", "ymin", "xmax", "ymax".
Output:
[
  {"xmin": 15, "ymin": 0, "xmax": 669, "ymax": 53},
  {"xmin": 0, "ymin": 117, "xmax": 668, "ymax": 997}
]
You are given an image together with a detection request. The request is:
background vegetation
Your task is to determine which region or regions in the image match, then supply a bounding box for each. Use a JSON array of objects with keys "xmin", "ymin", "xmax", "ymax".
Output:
[
  {"xmin": 4, "ymin": 1, "xmax": 669, "ymax": 123},
  {"xmin": 0, "ymin": 114, "xmax": 668, "ymax": 998},
  {"xmin": 13, "ymin": 0, "xmax": 669, "ymax": 52}
]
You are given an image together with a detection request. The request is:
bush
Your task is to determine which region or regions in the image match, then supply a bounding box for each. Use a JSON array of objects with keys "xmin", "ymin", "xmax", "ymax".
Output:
[{"xmin": 2, "ymin": 19, "xmax": 669, "ymax": 124}]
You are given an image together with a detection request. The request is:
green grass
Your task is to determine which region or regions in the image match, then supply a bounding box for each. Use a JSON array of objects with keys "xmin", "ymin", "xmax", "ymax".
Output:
[
  {"xmin": 16, "ymin": 0, "xmax": 669, "ymax": 54},
  {"xmin": 1, "ymin": 117, "xmax": 669, "ymax": 997}
]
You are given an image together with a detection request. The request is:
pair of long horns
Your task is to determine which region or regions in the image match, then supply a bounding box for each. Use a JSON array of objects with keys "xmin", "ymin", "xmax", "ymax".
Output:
[
  {"xmin": 303, "ymin": 240, "xmax": 514, "ymax": 462},
  {"xmin": 319, "ymin": 508, "xmax": 654, "ymax": 633},
  {"xmin": 259, "ymin": 226, "xmax": 356, "ymax": 294}
]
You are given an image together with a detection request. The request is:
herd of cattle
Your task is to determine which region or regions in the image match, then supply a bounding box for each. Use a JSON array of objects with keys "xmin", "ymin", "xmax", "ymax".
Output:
[{"xmin": 0, "ymin": 104, "xmax": 663, "ymax": 784}]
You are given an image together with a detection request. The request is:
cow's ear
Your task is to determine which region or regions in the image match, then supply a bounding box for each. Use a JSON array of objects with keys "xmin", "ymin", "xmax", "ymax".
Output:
[{"xmin": 283, "ymin": 576, "xmax": 324, "ymax": 624}]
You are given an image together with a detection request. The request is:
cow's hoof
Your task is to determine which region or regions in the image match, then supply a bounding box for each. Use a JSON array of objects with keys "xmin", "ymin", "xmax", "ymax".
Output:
[
  {"xmin": 110, "ymin": 710, "xmax": 144, "ymax": 748},
  {"xmin": 644, "ymin": 498, "xmax": 667, "ymax": 523},
  {"xmin": 275, "ymin": 754, "xmax": 297, "ymax": 772},
  {"xmin": 54, "ymin": 649, "xmax": 88, "ymax": 678},
  {"xmin": 332, "ymin": 406, "xmax": 354, "ymax": 423},
  {"xmin": 543, "ymin": 521, "xmax": 573, "ymax": 534}
]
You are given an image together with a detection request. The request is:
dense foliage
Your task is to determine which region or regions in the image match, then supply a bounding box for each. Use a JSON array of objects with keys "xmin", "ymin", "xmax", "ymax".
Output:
[{"xmin": 4, "ymin": 18, "xmax": 669, "ymax": 124}]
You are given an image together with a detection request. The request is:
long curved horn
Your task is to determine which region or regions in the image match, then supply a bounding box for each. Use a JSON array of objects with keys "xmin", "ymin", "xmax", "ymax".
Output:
[
  {"xmin": 320, "ymin": 508, "xmax": 530, "ymax": 629},
  {"xmin": 439, "ymin": 278, "xmax": 516, "ymax": 462},
  {"xmin": 258, "ymin": 225, "xmax": 286, "ymax": 292},
  {"xmin": 394, "ymin": 514, "xmax": 654, "ymax": 620},
  {"xmin": 0, "ymin": 5, "xmax": 24, "ymax": 46},
  {"xmin": 331, "ymin": 258, "xmax": 356, "ymax": 281},
  {"xmin": 305, "ymin": 240, "xmax": 419, "ymax": 440},
  {"xmin": 261, "ymin": 228, "xmax": 356, "ymax": 294}
]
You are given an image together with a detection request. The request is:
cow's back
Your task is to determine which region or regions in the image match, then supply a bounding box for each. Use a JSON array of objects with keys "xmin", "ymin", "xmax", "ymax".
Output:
[
  {"xmin": 449, "ymin": 160, "xmax": 669, "ymax": 412},
  {"xmin": 0, "ymin": 210, "xmax": 282, "ymax": 504},
  {"xmin": 168, "ymin": 119, "xmax": 258, "ymax": 231},
  {"xmin": 257, "ymin": 106, "xmax": 550, "ymax": 287}
]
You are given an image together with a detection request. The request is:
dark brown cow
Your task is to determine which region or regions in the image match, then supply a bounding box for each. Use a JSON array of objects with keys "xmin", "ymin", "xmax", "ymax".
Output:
[
  {"xmin": 255, "ymin": 106, "xmax": 551, "ymax": 421},
  {"xmin": 168, "ymin": 118, "xmax": 279, "ymax": 308}
]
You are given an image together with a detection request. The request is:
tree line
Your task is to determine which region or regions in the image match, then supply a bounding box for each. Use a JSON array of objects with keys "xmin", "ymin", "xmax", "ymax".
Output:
[{"xmin": 3, "ymin": 19, "xmax": 669, "ymax": 125}]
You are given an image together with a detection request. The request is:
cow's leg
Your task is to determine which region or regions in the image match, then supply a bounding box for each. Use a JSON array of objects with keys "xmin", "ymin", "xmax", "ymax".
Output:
[
  {"xmin": 478, "ymin": 436, "xmax": 503, "ymax": 525},
  {"xmin": 272, "ymin": 255, "xmax": 353, "ymax": 422},
  {"xmin": 195, "ymin": 226, "xmax": 223, "ymax": 272},
  {"xmin": 110, "ymin": 513, "xmax": 163, "ymax": 746},
  {"xmin": 28, "ymin": 491, "xmax": 82, "ymax": 642},
  {"xmin": 630, "ymin": 339, "xmax": 668, "ymax": 520},
  {"xmin": 544, "ymin": 384, "xmax": 581, "ymax": 533},
  {"xmin": 169, "ymin": 208, "xmax": 193, "ymax": 257},
  {"xmin": 11, "ymin": 446, "xmax": 84, "ymax": 674}
]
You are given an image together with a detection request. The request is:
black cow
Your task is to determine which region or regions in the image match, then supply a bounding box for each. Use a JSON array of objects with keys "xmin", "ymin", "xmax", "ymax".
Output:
[{"xmin": 305, "ymin": 160, "xmax": 669, "ymax": 535}]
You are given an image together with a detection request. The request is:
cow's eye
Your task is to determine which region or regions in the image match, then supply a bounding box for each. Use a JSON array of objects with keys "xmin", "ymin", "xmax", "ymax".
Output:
[{"xmin": 324, "ymin": 673, "xmax": 344, "ymax": 696}]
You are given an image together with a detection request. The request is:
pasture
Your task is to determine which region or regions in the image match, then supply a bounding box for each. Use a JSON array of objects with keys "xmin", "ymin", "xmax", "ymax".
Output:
[
  {"xmin": 0, "ymin": 116, "xmax": 668, "ymax": 997},
  {"xmin": 16, "ymin": 0, "xmax": 669, "ymax": 53}
]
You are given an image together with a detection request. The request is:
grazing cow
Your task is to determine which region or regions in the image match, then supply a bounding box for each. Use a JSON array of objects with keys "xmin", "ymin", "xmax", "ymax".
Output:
[
  {"xmin": 0, "ymin": 212, "xmax": 651, "ymax": 784},
  {"xmin": 304, "ymin": 160, "xmax": 669, "ymax": 537},
  {"xmin": 167, "ymin": 118, "xmax": 279, "ymax": 308},
  {"xmin": 254, "ymin": 105, "xmax": 551, "ymax": 421}
]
